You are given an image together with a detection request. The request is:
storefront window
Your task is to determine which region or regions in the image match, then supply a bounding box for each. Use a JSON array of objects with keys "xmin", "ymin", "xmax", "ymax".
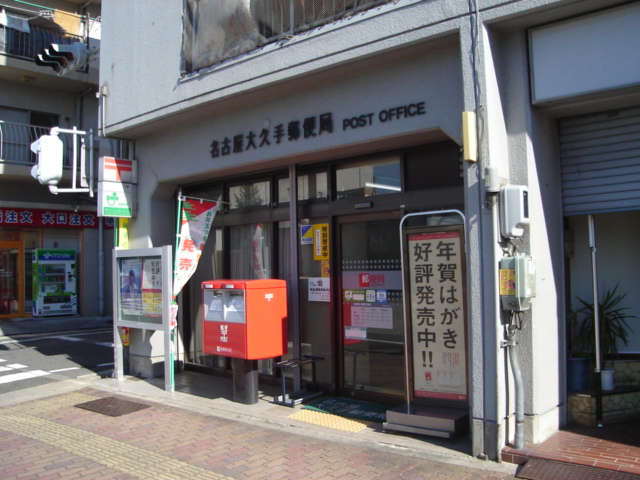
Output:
[
  {"xmin": 188, "ymin": 227, "xmax": 225, "ymax": 368},
  {"xmin": 278, "ymin": 172, "xmax": 328, "ymax": 203},
  {"xmin": 23, "ymin": 231, "xmax": 40, "ymax": 312},
  {"xmin": 340, "ymin": 219, "xmax": 404, "ymax": 395},
  {"xmin": 230, "ymin": 223, "xmax": 272, "ymax": 278},
  {"xmin": 336, "ymin": 155, "xmax": 401, "ymax": 199},
  {"xmin": 229, "ymin": 181, "xmax": 270, "ymax": 209},
  {"xmin": 0, "ymin": 243, "xmax": 20, "ymax": 314}
]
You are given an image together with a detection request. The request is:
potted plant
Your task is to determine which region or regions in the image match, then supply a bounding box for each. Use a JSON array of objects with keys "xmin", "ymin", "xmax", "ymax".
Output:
[
  {"xmin": 571, "ymin": 285, "xmax": 638, "ymax": 391},
  {"xmin": 567, "ymin": 307, "xmax": 590, "ymax": 392}
]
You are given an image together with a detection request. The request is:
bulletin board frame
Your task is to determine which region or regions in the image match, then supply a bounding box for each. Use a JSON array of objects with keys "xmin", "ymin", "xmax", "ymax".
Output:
[
  {"xmin": 399, "ymin": 210, "xmax": 467, "ymax": 413},
  {"xmin": 112, "ymin": 245, "xmax": 173, "ymax": 391}
]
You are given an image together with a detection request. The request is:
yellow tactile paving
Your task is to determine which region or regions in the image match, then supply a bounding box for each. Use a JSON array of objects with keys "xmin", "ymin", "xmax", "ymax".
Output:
[
  {"xmin": 3, "ymin": 392, "xmax": 97, "ymax": 414},
  {"xmin": 0, "ymin": 413, "xmax": 233, "ymax": 480},
  {"xmin": 289, "ymin": 409, "xmax": 367, "ymax": 432}
]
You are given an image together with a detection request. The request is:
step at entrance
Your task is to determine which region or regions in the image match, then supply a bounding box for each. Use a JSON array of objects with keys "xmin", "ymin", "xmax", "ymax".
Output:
[
  {"xmin": 517, "ymin": 458, "xmax": 640, "ymax": 480},
  {"xmin": 383, "ymin": 405, "xmax": 468, "ymax": 438}
]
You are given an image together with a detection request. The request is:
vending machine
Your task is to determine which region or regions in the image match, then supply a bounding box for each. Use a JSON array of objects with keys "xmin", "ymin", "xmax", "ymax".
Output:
[{"xmin": 32, "ymin": 249, "xmax": 78, "ymax": 316}]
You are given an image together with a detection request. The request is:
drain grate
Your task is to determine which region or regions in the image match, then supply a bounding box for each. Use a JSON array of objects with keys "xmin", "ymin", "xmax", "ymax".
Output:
[
  {"xmin": 517, "ymin": 458, "xmax": 640, "ymax": 480},
  {"xmin": 75, "ymin": 396, "xmax": 150, "ymax": 417}
]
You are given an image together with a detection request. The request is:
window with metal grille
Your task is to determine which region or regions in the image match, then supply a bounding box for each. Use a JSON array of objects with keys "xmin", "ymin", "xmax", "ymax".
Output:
[{"xmin": 182, "ymin": 0, "xmax": 389, "ymax": 73}]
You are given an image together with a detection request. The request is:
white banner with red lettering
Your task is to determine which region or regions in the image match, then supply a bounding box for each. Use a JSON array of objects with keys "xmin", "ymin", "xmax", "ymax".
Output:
[{"xmin": 170, "ymin": 197, "xmax": 218, "ymax": 327}]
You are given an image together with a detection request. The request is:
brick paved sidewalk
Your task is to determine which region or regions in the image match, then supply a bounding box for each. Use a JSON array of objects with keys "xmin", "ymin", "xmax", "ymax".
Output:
[{"xmin": 0, "ymin": 388, "xmax": 515, "ymax": 480}]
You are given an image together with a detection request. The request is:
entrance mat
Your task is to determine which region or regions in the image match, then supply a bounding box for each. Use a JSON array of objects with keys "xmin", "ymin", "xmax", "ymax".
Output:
[
  {"xmin": 75, "ymin": 396, "xmax": 150, "ymax": 417},
  {"xmin": 517, "ymin": 459, "xmax": 640, "ymax": 480},
  {"xmin": 301, "ymin": 396, "xmax": 390, "ymax": 423},
  {"xmin": 289, "ymin": 410, "xmax": 367, "ymax": 433}
]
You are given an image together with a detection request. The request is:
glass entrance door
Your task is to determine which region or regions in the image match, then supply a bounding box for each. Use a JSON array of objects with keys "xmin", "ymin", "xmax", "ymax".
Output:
[
  {"xmin": 0, "ymin": 241, "xmax": 23, "ymax": 316},
  {"xmin": 339, "ymin": 218, "xmax": 404, "ymax": 398}
]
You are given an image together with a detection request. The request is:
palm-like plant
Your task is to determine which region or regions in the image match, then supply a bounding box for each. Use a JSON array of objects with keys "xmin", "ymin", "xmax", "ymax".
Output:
[{"xmin": 573, "ymin": 285, "xmax": 637, "ymax": 356}]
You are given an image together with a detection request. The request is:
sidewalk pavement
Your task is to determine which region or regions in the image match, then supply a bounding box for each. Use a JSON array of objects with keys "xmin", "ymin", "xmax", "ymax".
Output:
[
  {"xmin": 0, "ymin": 369, "xmax": 517, "ymax": 479},
  {"xmin": 0, "ymin": 315, "xmax": 517, "ymax": 478},
  {"xmin": 0, "ymin": 314, "xmax": 111, "ymax": 337}
]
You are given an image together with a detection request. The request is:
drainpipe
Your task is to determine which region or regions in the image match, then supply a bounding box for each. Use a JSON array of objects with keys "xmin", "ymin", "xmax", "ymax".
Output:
[
  {"xmin": 503, "ymin": 323, "xmax": 524, "ymax": 449},
  {"xmin": 288, "ymin": 164, "xmax": 301, "ymax": 391},
  {"xmin": 588, "ymin": 214, "xmax": 603, "ymax": 427},
  {"xmin": 98, "ymin": 208, "xmax": 104, "ymax": 316}
]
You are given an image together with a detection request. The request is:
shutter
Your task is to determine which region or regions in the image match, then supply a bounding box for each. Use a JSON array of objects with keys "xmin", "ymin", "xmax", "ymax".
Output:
[{"xmin": 560, "ymin": 106, "xmax": 640, "ymax": 215}]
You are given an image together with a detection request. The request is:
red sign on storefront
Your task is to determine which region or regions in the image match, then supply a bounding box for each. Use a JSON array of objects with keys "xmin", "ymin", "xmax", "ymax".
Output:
[{"xmin": 0, "ymin": 207, "xmax": 112, "ymax": 229}]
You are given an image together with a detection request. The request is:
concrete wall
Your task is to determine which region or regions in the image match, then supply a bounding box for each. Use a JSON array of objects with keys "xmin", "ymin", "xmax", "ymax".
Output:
[
  {"xmin": 128, "ymin": 37, "xmax": 463, "ymax": 245},
  {"xmin": 492, "ymin": 27, "xmax": 565, "ymax": 444},
  {"xmin": 0, "ymin": 80, "xmax": 77, "ymax": 124},
  {"xmin": 100, "ymin": 0, "xmax": 631, "ymax": 136}
]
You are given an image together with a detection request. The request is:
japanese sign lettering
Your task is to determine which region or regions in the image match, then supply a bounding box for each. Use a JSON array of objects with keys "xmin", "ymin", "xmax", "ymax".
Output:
[
  {"xmin": 313, "ymin": 223, "xmax": 329, "ymax": 261},
  {"xmin": 408, "ymin": 230, "xmax": 467, "ymax": 401},
  {"xmin": 210, "ymin": 113, "xmax": 334, "ymax": 159},
  {"xmin": 0, "ymin": 207, "xmax": 109, "ymax": 229},
  {"xmin": 209, "ymin": 101, "xmax": 426, "ymax": 160}
]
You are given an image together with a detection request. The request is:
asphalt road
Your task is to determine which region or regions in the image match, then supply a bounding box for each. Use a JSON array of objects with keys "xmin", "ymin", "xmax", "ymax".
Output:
[{"xmin": 0, "ymin": 329, "xmax": 113, "ymax": 394}]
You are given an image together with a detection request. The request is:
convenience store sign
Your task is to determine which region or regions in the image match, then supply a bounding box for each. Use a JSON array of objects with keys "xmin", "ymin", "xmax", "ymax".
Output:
[
  {"xmin": 98, "ymin": 157, "xmax": 137, "ymax": 218},
  {"xmin": 99, "ymin": 181, "xmax": 136, "ymax": 217}
]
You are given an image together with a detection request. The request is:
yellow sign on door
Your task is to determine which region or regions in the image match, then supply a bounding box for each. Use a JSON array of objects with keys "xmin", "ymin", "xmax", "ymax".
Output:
[{"xmin": 313, "ymin": 223, "xmax": 329, "ymax": 261}]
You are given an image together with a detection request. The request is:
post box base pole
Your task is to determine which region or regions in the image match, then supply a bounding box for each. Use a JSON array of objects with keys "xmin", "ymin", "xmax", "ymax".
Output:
[{"xmin": 231, "ymin": 358, "xmax": 259, "ymax": 404}]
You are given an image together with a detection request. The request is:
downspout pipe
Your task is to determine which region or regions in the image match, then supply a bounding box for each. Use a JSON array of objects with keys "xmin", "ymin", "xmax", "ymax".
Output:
[
  {"xmin": 504, "ymin": 324, "xmax": 524, "ymax": 450},
  {"xmin": 98, "ymin": 210, "xmax": 104, "ymax": 315},
  {"xmin": 588, "ymin": 214, "xmax": 603, "ymax": 427}
]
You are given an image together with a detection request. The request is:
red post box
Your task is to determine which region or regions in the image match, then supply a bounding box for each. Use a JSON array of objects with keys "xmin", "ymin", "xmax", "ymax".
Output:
[{"xmin": 202, "ymin": 279, "xmax": 287, "ymax": 360}]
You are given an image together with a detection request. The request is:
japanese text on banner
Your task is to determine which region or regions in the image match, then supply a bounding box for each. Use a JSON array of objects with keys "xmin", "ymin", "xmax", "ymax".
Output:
[
  {"xmin": 172, "ymin": 198, "xmax": 218, "ymax": 326},
  {"xmin": 408, "ymin": 230, "xmax": 467, "ymax": 401}
]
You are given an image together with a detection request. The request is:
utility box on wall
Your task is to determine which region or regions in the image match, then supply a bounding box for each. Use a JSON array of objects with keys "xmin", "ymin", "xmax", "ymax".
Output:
[{"xmin": 202, "ymin": 279, "xmax": 287, "ymax": 360}]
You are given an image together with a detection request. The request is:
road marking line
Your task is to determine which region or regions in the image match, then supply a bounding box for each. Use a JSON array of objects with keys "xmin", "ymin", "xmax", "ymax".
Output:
[
  {"xmin": 0, "ymin": 364, "xmax": 28, "ymax": 372},
  {"xmin": 54, "ymin": 336, "xmax": 113, "ymax": 348},
  {"xmin": 96, "ymin": 362, "xmax": 114, "ymax": 367},
  {"xmin": 49, "ymin": 367, "xmax": 81, "ymax": 373},
  {"xmin": 0, "ymin": 330, "xmax": 111, "ymax": 346},
  {"xmin": 0, "ymin": 370, "xmax": 50, "ymax": 384},
  {"xmin": 8, "ymin": 363, "xmax": 28, "ymax": 369},
  {"xmin": 0, "ymin": 359, "xmax": 5, "ymax": 362},
  {"xmin": 0, "ymin": 413, "xmax": 233, "ymax": 480}
]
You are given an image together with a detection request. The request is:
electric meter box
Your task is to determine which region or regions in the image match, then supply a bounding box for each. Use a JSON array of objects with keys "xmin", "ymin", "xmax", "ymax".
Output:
[
  {"xmin": 202, "ymin": 279, "xmax": 287, "ymax": 360},
  {"xmin": 500, "ymin": 185, "xmax": 529, "ymax": 238},
  {"xmin": 499, "ymin": 254, "xmax": 536, "ymax": 311}
]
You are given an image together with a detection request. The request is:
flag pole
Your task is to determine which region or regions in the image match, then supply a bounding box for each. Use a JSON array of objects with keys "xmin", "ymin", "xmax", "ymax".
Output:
[
  {"xmin": 179, "ymin": 193, "xmax": 229, "ymax": 205},
  {"xmin": 170, "ymin": 188, "xmax": 184, "ymax": 392}
]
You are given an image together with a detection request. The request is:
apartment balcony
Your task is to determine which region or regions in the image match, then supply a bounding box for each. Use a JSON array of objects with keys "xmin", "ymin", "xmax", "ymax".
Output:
[
  {"xmin": 0, "ymin": 24, "xmax": 97, "ymax": 89},
  {"xmin": 0, "ymin": 23, "xmax": 77, "ymax": 60}
]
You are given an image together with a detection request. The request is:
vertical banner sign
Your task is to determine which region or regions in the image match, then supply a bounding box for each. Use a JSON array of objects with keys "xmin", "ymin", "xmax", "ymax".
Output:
[
  {"xmin": 313, "ymin": 223, "xmax": 330, "ymax": 261},
  {"xmin": 171, "ymin": 198, "xmax": 218, "ymax": 327},
  {"xmin": 408, "ymin": 230, "xmax": 467, "ymax": 401}
]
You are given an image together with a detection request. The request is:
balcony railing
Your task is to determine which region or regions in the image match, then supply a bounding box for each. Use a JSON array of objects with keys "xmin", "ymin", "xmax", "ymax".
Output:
[
  {"xmin": 0, "ymin": 24, "xmax": 78, "ymax": 61},
  {"xmin": 0, "ymin": 121, "xmax": 72, "ymax": 167}
]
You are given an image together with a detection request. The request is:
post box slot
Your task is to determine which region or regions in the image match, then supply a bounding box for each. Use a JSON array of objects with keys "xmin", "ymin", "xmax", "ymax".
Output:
[{"xmin": 204, "ymin": 289, "xmax": 246, "ymax": 324}]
